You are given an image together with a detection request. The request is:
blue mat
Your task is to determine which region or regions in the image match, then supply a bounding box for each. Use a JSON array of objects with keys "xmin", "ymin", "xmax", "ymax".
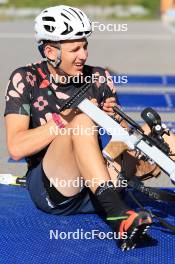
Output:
[
  {"xmin": 114, "ymin": 75, "xmax": 175, "ymax": 86},
  {"xmin": 118, "ymin": 92, "xmax": 175, "ymax": 112},
  {"xmin": 1, "ymin": 184, "xmax": 175, "ymax": 264}
]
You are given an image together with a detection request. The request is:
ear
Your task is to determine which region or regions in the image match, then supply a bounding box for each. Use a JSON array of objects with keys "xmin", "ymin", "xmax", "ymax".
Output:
[{"xmin": 44, "ymin": 44, "xmax": 56, "ymax": 60}]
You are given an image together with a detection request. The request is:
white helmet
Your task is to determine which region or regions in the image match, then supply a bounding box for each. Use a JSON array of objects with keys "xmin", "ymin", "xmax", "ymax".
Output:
[{"xmin": 34, "ymin": 5, "xmax": 92, "ymax": 43}]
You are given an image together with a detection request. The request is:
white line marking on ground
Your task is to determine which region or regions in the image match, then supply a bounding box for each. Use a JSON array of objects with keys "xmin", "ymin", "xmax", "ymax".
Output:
[{"xmin": 0, "ymin": 33, "xmax": 172, "ymax": 40}]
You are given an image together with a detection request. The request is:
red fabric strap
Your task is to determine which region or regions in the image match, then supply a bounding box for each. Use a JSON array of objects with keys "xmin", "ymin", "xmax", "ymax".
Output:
[{"xmin": 52, "ymin": 113, "xmax": 65, "ymax": 128}]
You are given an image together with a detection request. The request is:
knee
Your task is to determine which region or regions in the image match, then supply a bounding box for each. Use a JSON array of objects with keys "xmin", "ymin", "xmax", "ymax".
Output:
[
  {"xmin": 71, "ymin": 113, "xmax": 96, "ymax": 128},
  {"xmin": 67, "ymin": 113, "xmax": 98, "ymax": 138}
]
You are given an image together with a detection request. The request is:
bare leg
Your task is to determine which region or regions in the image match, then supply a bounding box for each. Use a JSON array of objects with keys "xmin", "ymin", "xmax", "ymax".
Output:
[
  {"xmin": 43, "ymin": 113, "xmax": 113, "ymax": 197},
  {"xmin": 42, "ymin": 113, "xmax": 153, "ymax": 250}
]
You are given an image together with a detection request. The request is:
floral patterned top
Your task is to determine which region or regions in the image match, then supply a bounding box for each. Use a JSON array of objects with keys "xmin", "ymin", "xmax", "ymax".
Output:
[{"xmin": 4, "ymin": 61, "xmax": 116, "ymax": 170}]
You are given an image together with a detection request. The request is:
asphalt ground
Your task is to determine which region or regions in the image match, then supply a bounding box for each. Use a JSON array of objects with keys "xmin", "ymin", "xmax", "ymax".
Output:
[{"xmin": 0, "ymin": 19, "xmax": 175, "ymax": 187}]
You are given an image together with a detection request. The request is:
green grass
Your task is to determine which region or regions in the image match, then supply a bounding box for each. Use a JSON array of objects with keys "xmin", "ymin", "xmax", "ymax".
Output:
[
  {"xmin": 4, "ymin": 0, "xmax": 129, "ymax": 7},
  {"xmin": 139, "ymin": 0, "xmax": 160, "ymax": 17},
  {"xmin": 4, "ymin": 0, "xmax": 159, "ymax": 9},
  {"xmin": 106, "ymin": 14, "xmax": 155, "ymax": 21},
  {"xmin": 2, "ymin": 0, "xmax": 160, "ymax": 19}
]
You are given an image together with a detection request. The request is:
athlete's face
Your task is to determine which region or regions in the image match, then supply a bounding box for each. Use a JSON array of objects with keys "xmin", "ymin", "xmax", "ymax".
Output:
[{"xmin": 59, "ymin": 38, "xmax": 88, "ymax": 76}]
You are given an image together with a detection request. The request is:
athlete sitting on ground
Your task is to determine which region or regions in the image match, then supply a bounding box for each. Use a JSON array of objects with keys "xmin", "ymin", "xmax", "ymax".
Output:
[{"xmin": 4, "ymin": 5, "xmax": 175, "ymax": 250}]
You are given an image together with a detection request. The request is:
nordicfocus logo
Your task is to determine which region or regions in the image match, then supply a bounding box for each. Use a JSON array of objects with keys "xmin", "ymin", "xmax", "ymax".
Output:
[
  {"xmin": 48, "ymin": 177, "xmax": 128, "ymax": 189},
  {"xmin": 91, "ymin": 22, "xmax": 128, "ymax": 32},
  {"xmin": 49, "ymin": 73, "xmax": 128, "ymax": 85},
  {"xmin": 66, "ymin": 21, "xmax": 128, "ymax": 33},
  {"xmin": 49, "ymin": 229, "xmax": 128, "ymax": 240}
]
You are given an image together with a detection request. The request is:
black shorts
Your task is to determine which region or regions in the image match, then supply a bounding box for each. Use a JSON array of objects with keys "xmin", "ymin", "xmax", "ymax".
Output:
[
  {"xmin": 26, "ymin": 133, "xmax": 110, "ymax": 215},
  {"xmin": 26, "ymin": 162, "xmax": 103, "ymax": 216}
]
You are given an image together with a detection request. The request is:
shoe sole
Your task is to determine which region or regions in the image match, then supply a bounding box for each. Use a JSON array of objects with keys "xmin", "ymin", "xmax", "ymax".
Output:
[{"xmin": 120, "ymin": 222, "xmax": 152, "ymax": 251}]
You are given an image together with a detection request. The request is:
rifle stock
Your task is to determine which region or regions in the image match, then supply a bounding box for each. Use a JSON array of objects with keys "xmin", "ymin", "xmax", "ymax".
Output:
[{"xmin": 103, "ymin": 141, "xmax": 128, "ymax": 160}]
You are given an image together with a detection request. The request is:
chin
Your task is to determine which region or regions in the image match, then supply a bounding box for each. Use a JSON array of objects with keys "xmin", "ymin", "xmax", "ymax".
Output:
[{"xmin": 71, "ymin": 70, "xmax": 83, "ymax": 76}]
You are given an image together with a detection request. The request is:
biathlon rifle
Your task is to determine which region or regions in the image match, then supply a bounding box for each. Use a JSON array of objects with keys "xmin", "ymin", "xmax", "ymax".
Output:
[{"xmin": 57, "ymin": 82, "xmax": 175, "ymax": 182}]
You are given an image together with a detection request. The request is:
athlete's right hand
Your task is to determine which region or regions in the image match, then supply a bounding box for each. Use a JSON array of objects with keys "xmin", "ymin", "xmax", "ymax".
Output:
[{"xmin": 90, "ymin": 98, "xmax": 98, "ymax": 106}]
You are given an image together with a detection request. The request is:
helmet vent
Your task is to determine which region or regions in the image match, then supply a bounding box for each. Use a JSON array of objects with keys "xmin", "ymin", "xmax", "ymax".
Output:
[
  {"xmin": 61, "ymin": 13, "xmax": 70, "ymax": 20},
  {"xmin": 75, "ymin": 32, "xmax": 83, "ymax": 36},
  {"xmin": 44, "ymin": 25, "xmax": 56, "ymax": 32},
  {"xmin": 69, "ymin": 8, "xmax": 84, "ymax": 27},
  {"xmin": 61, "ymin": 22, "xmax": 73, "ymax": 35},
  {"xmin": 85, "ymin": 31, "xmax": 91, "ymax": 35},
  {"xmin": 63, "ymin": 8, "xmax": 76, "ymax": 18},
  {"xmin": 42, "ymin": 16, "xmax": 55, "ymax": 22}
]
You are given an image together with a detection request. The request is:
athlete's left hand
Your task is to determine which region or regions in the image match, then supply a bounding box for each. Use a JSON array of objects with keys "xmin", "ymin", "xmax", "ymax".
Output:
[{"xmin": 102, "ymin": 97, "xmax": 129, "ymax": 129}]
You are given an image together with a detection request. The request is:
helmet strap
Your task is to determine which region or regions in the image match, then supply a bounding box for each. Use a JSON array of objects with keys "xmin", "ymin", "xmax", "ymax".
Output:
[
  {"xmin": 38, "ymin": 42, "xmax": 45, "ymax": 58},
  {"xmin": 47, "ymin": 49, "xmax": 61, "ymax": 68},
  {"xmin": 38, "ymin": 41, "xmax": 72, "ymax": 78},
  {"xmin": 38, "ymin": 41, "xmax": 61, "ymax": 67}
]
